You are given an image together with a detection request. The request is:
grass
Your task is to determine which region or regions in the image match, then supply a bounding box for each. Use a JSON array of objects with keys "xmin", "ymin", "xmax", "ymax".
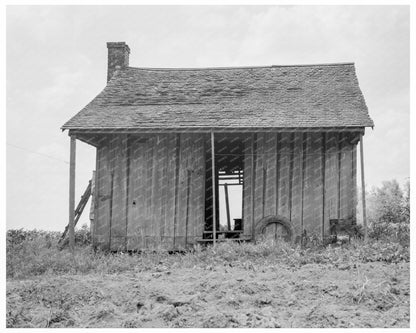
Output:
[{"xmin": 6, "ymin": 228, "xmax": 410, "ymax": 280}]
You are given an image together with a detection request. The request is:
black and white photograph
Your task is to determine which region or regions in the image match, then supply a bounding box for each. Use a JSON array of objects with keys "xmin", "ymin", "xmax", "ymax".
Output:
[{"xmin": 4, "ymin": 2, "xmax": 413, "ymax": 329}]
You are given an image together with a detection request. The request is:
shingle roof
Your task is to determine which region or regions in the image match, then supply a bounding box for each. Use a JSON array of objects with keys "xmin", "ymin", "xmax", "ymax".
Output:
[{"xmin": 62, "ymin": 63, "xmax": 374, "ymax": 130}]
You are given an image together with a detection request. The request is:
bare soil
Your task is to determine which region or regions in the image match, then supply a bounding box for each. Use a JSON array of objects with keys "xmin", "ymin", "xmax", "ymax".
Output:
[{"xmin": 6, "ymin": 261, "xmax": 409, "ymax": 328}]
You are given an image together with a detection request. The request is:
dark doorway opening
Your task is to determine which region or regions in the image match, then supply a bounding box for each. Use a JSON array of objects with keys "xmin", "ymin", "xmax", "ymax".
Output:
[{"xmin": 204, "ymin": 134, "xmax": 244, "ymax": 239}]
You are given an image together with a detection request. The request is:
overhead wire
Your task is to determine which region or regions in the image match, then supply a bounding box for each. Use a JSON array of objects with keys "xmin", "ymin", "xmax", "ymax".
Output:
[{"xmin": 7, "ymin": 143, "xmax": 69, "ymax": 164}]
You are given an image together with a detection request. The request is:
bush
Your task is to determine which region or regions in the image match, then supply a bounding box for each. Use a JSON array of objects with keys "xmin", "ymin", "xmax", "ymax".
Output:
[
  {"xmin": 6, "ymin": 226, "xmax": 92, "ymax": 279},
  {"xmin": 58, "ymin": 224, "xmax": 91, "ymax": 248},
  {"xmin": 366, "ymin": 180, "xmax": 410, "ymax": 246}
]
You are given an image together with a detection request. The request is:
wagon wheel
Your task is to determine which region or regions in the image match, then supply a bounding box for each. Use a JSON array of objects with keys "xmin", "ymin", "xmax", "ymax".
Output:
[{"xmin": 254, "ymin": 215, "xmax": 293, "ymax": 242}]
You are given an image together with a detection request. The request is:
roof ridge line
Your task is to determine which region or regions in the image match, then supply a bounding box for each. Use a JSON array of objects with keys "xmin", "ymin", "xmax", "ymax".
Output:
[{"xmin": 126, "ymin": 62, "xmax": 355, "ymax": 71}]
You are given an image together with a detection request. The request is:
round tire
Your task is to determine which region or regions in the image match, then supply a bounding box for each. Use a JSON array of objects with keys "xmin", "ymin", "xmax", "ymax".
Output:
[{"xmin": 254, "ymin": 215, "xmax": 293, "ymax": 242}]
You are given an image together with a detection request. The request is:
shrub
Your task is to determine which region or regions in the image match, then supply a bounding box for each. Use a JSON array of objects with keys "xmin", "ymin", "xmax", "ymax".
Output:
[
  {"xmin": 6, "ymin": 226, "xmax": 92, "ymax": 279},
  {"xmin": 366, "ymin": 180, "xmax": 410, "ymax": 246},
  {"xmin": 58, "ymin": 224, "xmax": 91, "ymax": 248}
]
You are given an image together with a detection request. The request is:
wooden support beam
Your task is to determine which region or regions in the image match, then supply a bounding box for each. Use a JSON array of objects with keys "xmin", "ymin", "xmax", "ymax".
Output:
[
  {"xmin": 173, "ymin": 134, "xmax": 181, "ymax": 249},
  {"xmin": 185, "ymin": 170, "xmax": 191, "ymax": 245},
  {"xmin": 359, "ymin": 133, "xmax": 368, "ymax": 243},
  {"xmin": 218, "ymin": 183, "xmax": 241, "ymax": 187},
  {"xmin": 251, "ymin": 133, "xmax": 256, "ymax": 240},
  {"xmin": 321, "ymin": 133, "xmax": 326, "ymax": 241},
  {"xmin": 68, "ymin": 135, "xmax": 76, "ymax": 252},
  {"xmin": 300, "ymin": 133, "xmax": 306, "ymax": 235},
  {"xmin": 224, "ymin": 183, "xmax": 231, "ymax": 231},
  {"xmin": 211, "ymin": 131, "xmax": 217, "ymax": 246},
  {"xmin": 337, "ymin": 133, "xmax": 342, "ymax": 222}
]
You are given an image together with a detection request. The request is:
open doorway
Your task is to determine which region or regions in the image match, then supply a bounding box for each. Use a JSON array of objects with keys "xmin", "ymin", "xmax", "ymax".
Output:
[
  {"xmin": 204, "ymin": 133, "xmax": 244, "ymax": 239},
  {"xmin": 218, "ymin": 169, "xmax": 243, "ymax": 231}
]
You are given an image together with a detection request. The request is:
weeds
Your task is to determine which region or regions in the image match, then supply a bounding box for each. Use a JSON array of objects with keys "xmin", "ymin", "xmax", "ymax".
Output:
[{"xmin": 6, "ymin": 228, "xmax": 410, "ymax": 280}]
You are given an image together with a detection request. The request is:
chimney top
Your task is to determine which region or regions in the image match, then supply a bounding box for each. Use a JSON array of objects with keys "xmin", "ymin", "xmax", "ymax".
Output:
[
  {"xmin": 107, "ymin": 42, "xmax": 130, "ymax": 82},
  {"xmin": 107, "ymin": 41, "xmax": 130, "ymax": 53}
]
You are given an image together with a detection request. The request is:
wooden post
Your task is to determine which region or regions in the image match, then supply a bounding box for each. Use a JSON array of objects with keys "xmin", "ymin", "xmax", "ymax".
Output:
[
  {"xmin": 185, "ymin": 170, "xmax": 191, "ymax": 245},
  {"xmin": 69, "ymin": 135, "xmax": 76, "ymax": 252},
  {"xmin": 224, "ymin": 183, "xmax": 231, "ymax": 230},
  {"xmin": 359, "ymin": 132, "xmax": 368, "ymax": 243},
  {"xmin": 211, "ymin": 132, "xmax": 216, "ymax": 246},
  {"xmin": 251, "ymin": 133, "xmax": 256, "ymax": 241}
]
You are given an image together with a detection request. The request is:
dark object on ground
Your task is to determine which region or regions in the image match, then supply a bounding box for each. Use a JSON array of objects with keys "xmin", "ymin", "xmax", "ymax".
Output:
[{"xmin": 330, "ymin": 218, "xmax": 362, "ymax": 244}]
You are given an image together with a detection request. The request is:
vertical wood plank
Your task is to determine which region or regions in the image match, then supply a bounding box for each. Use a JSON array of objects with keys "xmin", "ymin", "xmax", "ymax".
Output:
[
  {"xmin": 339, "ymin": 133, "xmax": 353, "ymax": 221},
  {"xmin": 290, "ymin": 132, "xmax": 303, "ymax": 239},
  {"xmin": 321, "ymin": 133, "xmax": 326, "ymax": 240},
  {"xmin": 277, "ymin": 133, "xmax": 290, "ymax": 219},
  {"xmin": 92, "ymin": 152, "xmax": 99, "ymax": 248},
  {"xmin": 127, "ymin": 137, "xmax": 140, "ymax": 250},
  {"xmin": 311, "ymin": 132, "xmax": 324, "ymax": 237},
  {"xmin": 242, "ymin": 134, "xmax": 254, "ymax": 237},
  {"xmin": 264, "ymin": 132, "xmax": 277, "ymax": 217},
  {"xmin": 194, "ymin": 134, "xmax": 207, "ymax": 242},
  {"xmin": 251, "ymin": 133, "xmax": 256, "ymax": 238},
  {"xmin": 360, "ymin": 133, "xmax": 368, "ymax": 242},
  {"xmin": 109, "ymin": 135, "xmax": 128, "ymax": 251},
  {"xmin": 188, "ymin": 135, "xmax": 196, "ymax": 244},
  {"xmin": 337, "ymin": 135, "xmax": 342, "ymax": 222},
  {"xmin": 68, "ymin": 135, "xmax": 76, "ymax": 252},
  {"xmin": 95, "ymin": 136, "xmax": 111, "ymax": 249},
  {"xmin": 324, "ymin": 132, "xmax": 338, "ymax": 236},
  {"xmin": 288, "ymin": 132, "xmax": 295, "ymax": 221},
  {"xmin": 211, "ymin": 132, "xmax": 217, "ymax": 246},
  {"xmin": 253, "ymin": 133, "xmax": 265, "ymax": 226},
  {"xmin": 162, "ymin": 134, "xmax": 177, "ymax": 249},
  {"xmin": 224, "ymin": 183, "xmax": 231, "ymax": 230},
  {"xmin": 204, "ymin": 134, "xmax": 213, "ymax": 234},
  {"xmin": 302, "ymin": 133, "xmax": 314, "ymax": 235},
  {"xmin": 176, "ymin": 133, "xmax": 199, "ymax": 249},
  {"xmin": 183, "ymin": 133, "xmax": 205, "ymax": 245},
  {"xmin": 351, "ymin": 142, "xmax": 358, "ymax": 221},
  {"xmin": 151, "ymin": 135, "xmax": 162, "ymax": 248},
  {"xmin": 137, "ymin": 137, "xmax": 148, "ymax": 250},
  {"xmin": 275, "ymin": 133, "xmax": 281, "ymax": 215},
  {"xmin": 176, "ymin": 134, "xmax": 187, "ymax": 249},
  {"xmin": 144, "ymin": 136, "xmax": 155, "ymax": 248},
  {"xmin": 158, "ymin": 135, "xmax": 168, "ymax": 245},
  {"xmin": 124, "ymin": 136, "xmax": 130, "ymax": 250},
  {"xmin": 300, "ymin": 132, "xmax": 307, "ymax": 233},
  {"xmin": 173, "ymin": 134, "xmax": 181, "ymax": 249}
]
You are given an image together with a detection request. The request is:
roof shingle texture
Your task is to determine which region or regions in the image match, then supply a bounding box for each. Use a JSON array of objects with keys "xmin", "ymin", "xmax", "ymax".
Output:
[{"xmin": 62, "ymin": 63, "xmax": 374, "ymax": 130}]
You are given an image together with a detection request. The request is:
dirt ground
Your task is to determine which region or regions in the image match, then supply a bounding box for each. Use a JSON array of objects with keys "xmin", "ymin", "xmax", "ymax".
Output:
[{"xmin": 6, "ymin": 261, "xmax": 409, "ymax": 328}]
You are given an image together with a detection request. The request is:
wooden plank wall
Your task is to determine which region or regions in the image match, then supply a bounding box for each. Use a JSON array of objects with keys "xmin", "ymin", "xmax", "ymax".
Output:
[
  {"xmin": 93, "ymin": 131, "xmax": 359, "ymax": 250},
  {"xmin": 94, "ymin": 133, "xmax": 206, "ymax": 251},
  {"xmin": 243, "ymin": 131, "xmax": 358, "ymax": 240}
]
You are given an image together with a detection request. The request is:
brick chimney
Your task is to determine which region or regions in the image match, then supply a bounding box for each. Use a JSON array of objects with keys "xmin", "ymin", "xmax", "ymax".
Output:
[{"xmin": 107, "ymin": 42, "xmax": 130, "ymax": 82}]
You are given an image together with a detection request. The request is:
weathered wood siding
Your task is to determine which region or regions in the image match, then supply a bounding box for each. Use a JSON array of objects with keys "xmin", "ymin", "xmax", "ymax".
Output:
[
  {"xmin": 93, "ymin": 131, "xmax": 359, "ymax": 250},
  {"xmin": 242, "ymin": 131, "xmax": 359, "ymax": 240},
  {"xmin": 93, "ymin": 133, "xmax": 206, "ymax": 251}
]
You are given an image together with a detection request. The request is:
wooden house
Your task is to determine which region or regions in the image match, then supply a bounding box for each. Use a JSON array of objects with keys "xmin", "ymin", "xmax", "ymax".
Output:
[{"xmin": 62, "ymin": 42, "xmax": 374, "ymax": 251}]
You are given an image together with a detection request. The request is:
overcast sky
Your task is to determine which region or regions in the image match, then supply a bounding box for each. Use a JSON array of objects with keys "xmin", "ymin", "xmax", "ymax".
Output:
[{"xmin": 6, "ymin": 5, "xmax": 409, "ymax": 231}]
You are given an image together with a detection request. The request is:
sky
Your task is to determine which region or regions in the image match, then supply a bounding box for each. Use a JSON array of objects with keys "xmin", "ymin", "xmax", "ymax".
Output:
[{"xmin": 6, "ymin": 5, "xmax": 410, "ymax": 231}]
